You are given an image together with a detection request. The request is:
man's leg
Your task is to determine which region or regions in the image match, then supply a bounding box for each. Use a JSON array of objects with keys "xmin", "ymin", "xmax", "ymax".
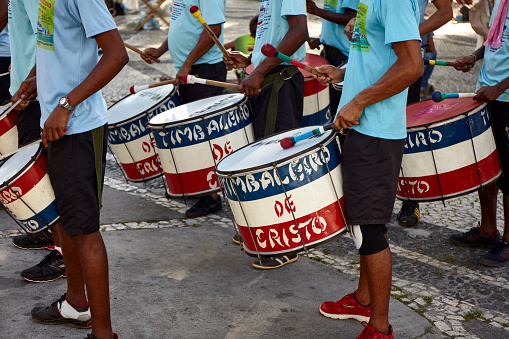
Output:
[
  {"xmin": 71, "ymin": 231, "xmax": 113, "ymax": 338},
  {"xmin": 478, "ymin": 183, "xmax": 499, "ymax": 236}
]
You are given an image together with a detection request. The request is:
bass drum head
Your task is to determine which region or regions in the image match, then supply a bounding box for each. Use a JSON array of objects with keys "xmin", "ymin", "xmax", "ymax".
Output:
[
  {"xmin": 0, "ymin": 143, "xmax": 40, "ymax": 183},
  {"xmin": 107, "ymin": 84, "xmax": 177, "ymax": 125},
  {"xmin": 148, "ymin": 93, "xmax": 245, "ymax": 127},
  {"xmin": 216, "ymin": 126, "xmax": 334, "ymax": 174},
  {"xmin": 406, "ymin": 98, "xmax": 484, "ymax": 128}
]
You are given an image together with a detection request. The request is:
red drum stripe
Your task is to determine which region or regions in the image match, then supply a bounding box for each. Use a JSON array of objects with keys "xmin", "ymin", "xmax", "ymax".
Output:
[
  {"xmin": 237, "ymin": 199, "xmax": 347, "ymax": 255},
  {"xmin": 397, "ymin": 150, "xmax": 501, "ymax": 200},
  {"xmin": 163, "ymin": 166, "xmax": 218, "ymax": 196},
  {"xmin": 0, "ymin": 111, "xmax": 18, "ymax": 137},
  {"xmin": 304, "ymin": 78, "xmax": 327, "ymax": 97},
  {"xmin": 121, "ymin": 154, "xmax": 162, "ymax": 182}
]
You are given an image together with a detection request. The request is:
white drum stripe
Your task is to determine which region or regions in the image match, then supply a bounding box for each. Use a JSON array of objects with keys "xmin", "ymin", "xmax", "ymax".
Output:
[
  {"xmin": 401, "ymin": 129, "xmax": 496, "ymax": 177},
  {"xmin": 0, "ymin": 127, "xmax": 18, "ymax": 155},
  {"xmin": 226, "ymin": 165, "xmax": 343, "ymax": 227},
  {"xmin": 303, "ymin": 88, "xmax": 330, "ymax": 116},
  {"xmin": 4, "ymin": 174, "xmax": 56, "ymax": 219},
  {"xmin": 157, "ymin": 127, "xmax": 253, "ymax": 174},
  {"xmin": 109, "ymin": 134, "xmax": 157, "ymax": 165}
]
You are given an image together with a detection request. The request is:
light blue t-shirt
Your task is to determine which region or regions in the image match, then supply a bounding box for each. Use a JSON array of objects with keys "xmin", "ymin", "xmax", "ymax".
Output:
[
  {"xmin": 8, "ymin": 0, "xmax": 38, "ymax": 96},
  {"xmin": 251, "ymin": 0, "xmax": 307, "ymax": 68},
  {"xmin": 339, "ymin": 0, "xmax": 420, "ymax": 140},
  {"xmin": 477, "ymin": 0, "xmax": 509, "ymax": 102},
  {"xmin": 320, "ymin": 0, "xmax": 359, "ymax": 56},
  {"xmin": 0, "ymin": 27, "xmax": 10, "ymax": 58},
  {"xmin": 167, "ymin": 0, "xmax": 226, "ymax": 71},
  {"xmin": 36, "ymin": 0, "xmax": 117, "ymax": 135}
]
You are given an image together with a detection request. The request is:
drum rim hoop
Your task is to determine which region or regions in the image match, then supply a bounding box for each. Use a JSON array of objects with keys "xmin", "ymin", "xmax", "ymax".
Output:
[
  {"xmin": 107, "ymin": 84, "xmax": 178, "ymax": 127},
  {"xmin": 0, "ymin": 142, "xmax": 44, "ymax": 191},
  {"xmin": 216, "ymin": 127, "xmax": 339, "ymax": 176},
  {"xmin": 146, "ymin": 95, "xmax": 249, "ymax": 129}
]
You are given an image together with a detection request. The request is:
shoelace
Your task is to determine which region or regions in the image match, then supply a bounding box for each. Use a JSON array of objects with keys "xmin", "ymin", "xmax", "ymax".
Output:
[
  {"xmin": 400, "ymin": 202, "xmax": 417, "ymax": 216},
  {"xmin": 489, "ymin": 240, "xmax": 509, "ymax": 255},
  {"xmin": 360, "ymin": 322, "xmax": 378, "ymax": 337},
  {"xmin": 50, "ymin": 294, "xmax": 67, "ymax": 308},
  {"xmin": 37, "ymin": 250, "xmax": 59, "ymax": 267}
]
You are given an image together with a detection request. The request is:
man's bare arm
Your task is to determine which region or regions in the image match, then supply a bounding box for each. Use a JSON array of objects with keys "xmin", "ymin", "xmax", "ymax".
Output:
[{"xmin": 418, "ymin": 0, "xmax": 453, "ymax": 36}]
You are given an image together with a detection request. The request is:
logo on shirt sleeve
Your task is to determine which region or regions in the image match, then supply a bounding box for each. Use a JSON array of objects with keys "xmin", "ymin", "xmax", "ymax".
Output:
[
  {"xmin": 37, "ymin": 0, "xmax": 55, "ymax": 51},
  {"xmin": 351, "ymin": 3, "xmax": 370, "ymax": 53}
]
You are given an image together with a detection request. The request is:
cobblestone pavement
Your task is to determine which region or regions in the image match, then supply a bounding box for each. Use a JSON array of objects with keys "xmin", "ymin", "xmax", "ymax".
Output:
[{"xmin": 2, "ymin": 1, "xmax": 508, "ymax": 338}]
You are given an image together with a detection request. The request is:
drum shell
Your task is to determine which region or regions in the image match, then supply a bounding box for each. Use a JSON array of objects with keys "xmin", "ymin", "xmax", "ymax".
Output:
[
  {"xmin": 107, "ymin": 86, "xmax": 182, "ymax": 182},
  {"xmin": 148, "ymin": 96, "xmax": 254, "ymax": 198},
  {"xmin": 217, "ymin": 131, "xmax": 346, "ymax": 256},
  {"xmin": 0, "ymin": 145, "xmax": 59, "ymax": 233},
  {"xmin": 397, "ymin": 102, "xmax": 501, "ymax": 201},
  {"xmin": 0, "ymin": 109, "xmax": 18, "ymax": 156}
]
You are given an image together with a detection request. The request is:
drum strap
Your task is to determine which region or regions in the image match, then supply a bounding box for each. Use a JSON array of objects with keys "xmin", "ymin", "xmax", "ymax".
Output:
[
  {"xmin": 92, "ymin": 126, "xmax": 105, "ymax": 210},
  {"xmin": 260, "ymin": 65, "xmax": 299, "ymax": 137}
]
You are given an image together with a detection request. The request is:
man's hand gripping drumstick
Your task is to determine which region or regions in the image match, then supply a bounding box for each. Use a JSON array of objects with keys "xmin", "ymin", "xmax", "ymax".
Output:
[{"xmin": 11, "ymin": 75, "xmax": 37, "ymax": 111}]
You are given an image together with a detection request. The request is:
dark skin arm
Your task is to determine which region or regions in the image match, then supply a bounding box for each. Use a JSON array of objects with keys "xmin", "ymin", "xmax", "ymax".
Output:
[
  {"xmin": 306, "ymin": 0, "xmax": 356, "ymax": 26},
  {"xmin": 315, "ymin": 39, "xmax": 423, "ymax": 129},
  {"xmin": 41, "ymin": 29, "xmax": 128, "ymax": 147},
  {"xmin": 141, "ymin": 24, "xmax": 223, "ymax": 84},
  {"xmin": 418, "ymin": 0, "xmax": 453, "ymax": 36},
  {"xmin": 0, "ymin": 0, "xmax": 8, "ymax": 32},
  {"xmin": 224, "ymin": 15, "xmax": 309, "ymax": 96}
]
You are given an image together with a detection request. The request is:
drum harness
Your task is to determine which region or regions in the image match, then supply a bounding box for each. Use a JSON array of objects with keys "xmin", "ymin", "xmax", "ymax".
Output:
[{"xmin": 260, "ymin": 65, "xmax": 299, "ymax": 137}]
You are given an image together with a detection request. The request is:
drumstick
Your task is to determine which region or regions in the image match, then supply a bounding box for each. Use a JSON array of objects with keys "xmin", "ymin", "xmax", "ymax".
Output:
[
  {"xmin": 0, "ymin": 71, "xmax": 9, "ymax": 77},
  {"xmin": 189, "ymin": 6, "xmax": 233, "ymax": 63},
  {"xmin": 424, "ymin": 59, "xmax": 462, "ymax": 67},
  {"xmin": 130, "ymin": 79, "xmax": 177, "ymax": 94},
  {"xmin": 124, "ymin": 42, "xmax": 161, "ymax": 63},
  {"xmin": 261, "ymin": 44, "xmax": 327, "ymax": 77},
  {"xmin": 3, "ymin": 99, "xmax": 23, "ymax": 115},
  {"xmin": 280, "ymin": 123, "xmax": 334, "ymax": 149},
  {"xmin": 183, "ymin": 74, "xmax": 241, "ymax": 90},
  {"xmin": 431, "ymin": 91, "xmax": 476, "ymax": 102}
]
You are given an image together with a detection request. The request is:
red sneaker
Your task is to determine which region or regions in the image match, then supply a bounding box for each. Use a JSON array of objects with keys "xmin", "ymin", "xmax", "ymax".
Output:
[
  {"xmin": 356, "ymin": 322, "xmax": 394, "ymax": 339},
  {"xmin": 319, "ymin": 291, "xmax": 370, "ymax": 322}
]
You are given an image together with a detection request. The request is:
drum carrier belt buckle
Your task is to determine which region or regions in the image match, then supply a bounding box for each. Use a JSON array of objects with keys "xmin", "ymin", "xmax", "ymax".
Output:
[{"xmin": 279, "ymin": 67, "xmax": 292, "ymax": 81}]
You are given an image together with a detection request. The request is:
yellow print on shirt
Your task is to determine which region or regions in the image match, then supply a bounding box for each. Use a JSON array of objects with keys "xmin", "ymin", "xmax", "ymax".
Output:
[
  {"xmin": 351, "ymin": 2, "xmax": 370, "ymax": 53},
  {"xmin": 37, "ymin": 0, "xmax": 55, "ymax": 51}
]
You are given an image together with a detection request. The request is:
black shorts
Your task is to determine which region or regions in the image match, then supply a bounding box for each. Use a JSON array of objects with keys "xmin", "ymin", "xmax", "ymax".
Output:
[
  {"xmin": 489, "ymin": 100, "xmax": 509, "ymax": 195},
  {"xmin": 0, "ymin": 56, "xmax": 10, "ymax": 103},
  {"xmin": 17, "ymin": 101, "xmax": 42, "ymax": 147},
  {"xmin": 249, "ymin": 65, "xmax": 304, "ymax": 140},
  {"xmin": 342, "ymin": 129, "xmax": 405, "ymax": 225},
  {"xmin": 178, "ymin": 61, "xmax": 227, "ymax": 104},
  {"xmin": 47, "ymin": 125, "xmax": 107, "ymax": 236}
]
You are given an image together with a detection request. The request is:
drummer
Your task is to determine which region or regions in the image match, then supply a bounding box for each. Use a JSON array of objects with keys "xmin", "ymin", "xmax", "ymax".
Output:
[
  {"xmin": 141, "ymin": 0, "xmax": 227, "ymax": 218},
  {"xmin": 2, "ymin": 0, "xmax": 68, "ymax": 283},
  {"xmin": 397, "ymin": 0, "xmax": 453, "ymax": 228},
  {"xmin": 449, "ymin": 0, "xmax": 509, "ymax": 267},
  {"xmin": 306, "ymin": 0, "xmax": 358, "ymax": 117},
  {"xmin": 312, "ymin": 0, "xmax": 423, "ymax": 336},
  {"xmin": 224, "ymin": 0, "xmax": 308, "ymax": 269}
]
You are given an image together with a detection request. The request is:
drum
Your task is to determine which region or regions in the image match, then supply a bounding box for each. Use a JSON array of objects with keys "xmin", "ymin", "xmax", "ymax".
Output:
[
  {"xmin": 0, "ymin": 104, "xmax": 19, "ymax": 156},
  {"xmin": 147, "ymin": 94, "xmax": 254, "ymax": 198},
  {"xmin": 107, "ymin": 84, "xmax": 182, "ymax": 182},
  {"xmin": 0, "ymin": 143, "xmax": 59, "ymax": 233},
  {"xmin": 246, "ymin": 53, "xmax": 331, "ymax": 126},
  {"xmin": 397, "ymin": 98, "xmax": 501, "ymax": 201},
  {"xmin": 216, "ymin": 127, "xmax": 347, "ymax": 257}
]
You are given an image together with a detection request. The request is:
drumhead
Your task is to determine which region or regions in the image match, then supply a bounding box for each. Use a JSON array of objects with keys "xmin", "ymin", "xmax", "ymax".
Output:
[
  {"xmin": 107, "ymin": 84, "xmax": 177, "ymax": 125},
  {"xmin": 406, "ymin": 98, "xmax": 484, "ymax": 128},
  {"xmin": 216, "ymin": 126, "xmax": 335, "ymax": 173},
  {"xmin": 148, "ymin": 94, "xmax": 245, "ymax": 127},
  {"xmin": 0, "ymin": 143, "xmax": 40, "ymax": 183}
]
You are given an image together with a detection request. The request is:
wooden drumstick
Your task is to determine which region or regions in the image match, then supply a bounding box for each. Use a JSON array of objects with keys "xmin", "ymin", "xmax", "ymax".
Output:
[
  {"xmin": 261, "ymin": 44, "xmax": 327, "ymax": 77},
  {"xmin": 431, "ymin": 91, "xmax": 476, "ymax": 102},
  {"xmin": 183, "ymin": 74, "xmax": 241, "ymax": 90},
  {"xmin": 0, "ymin": 71, "xmax": 9, "ymax": 77},
  {"xmin": 3, "ymin": 99, "xmax": 23, "ymax": 115},
  {"xmin": 424, "ymin": 59, "xmax": 462, "ymax": 67},
  {"xmin": 124, "ymin": 42, "xmax": 161, "ymax": 63},
  {"xmin": 130, "ymin": 79, "xmax": 177, "ymax": 94},
  {"xmin": 189, "ymin": 6, "xmax": 233, "ymax": 63},
  {"xmin": 280, "ymin": 123, "xmax": 334, "ymax": 149}
]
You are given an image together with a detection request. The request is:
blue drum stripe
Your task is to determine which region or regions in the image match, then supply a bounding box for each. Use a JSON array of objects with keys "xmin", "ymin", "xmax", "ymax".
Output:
[
  {"xmin": 404, "ymin": 105, "xmax": 491, "ymax": 155},
  {"xmin": 108, "ymin": 96, "xmax": 182, "ymax": 145},
  {"xmin": 19, "ymin": 201, "xmax": 60, "ymax": 233},
  {"xmin": 219, "ymin": 140, "xmax": 341, "ymax": 202},
  {"xmin": 302, "ymin": 105, "xmax": 332, "ymax": 127},
  {"xmin": 150, "ymin": 103, "xmax": 252, "ymax": 150}
]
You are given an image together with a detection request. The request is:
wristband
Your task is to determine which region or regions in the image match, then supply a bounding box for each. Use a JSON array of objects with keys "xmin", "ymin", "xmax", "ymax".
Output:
[{"xmin": 469, "ymin": 54, "xmax": 477, "ymax": 64}]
